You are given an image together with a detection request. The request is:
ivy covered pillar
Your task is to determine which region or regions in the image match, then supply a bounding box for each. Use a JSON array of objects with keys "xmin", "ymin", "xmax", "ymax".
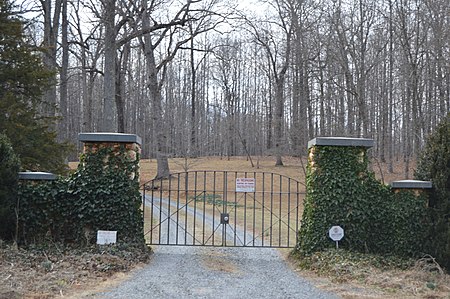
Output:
[
  {"xmin": 306, "ymin": 137, "xmax": 374, "ymax": 173},
  {"xmin": 77, "ymin": 133, "xmax": 144, "ymax": 245},
  {"xmin": 297, "ymin": 137, "xmax": 376, "ymax": 254},
  {"xmin": 17, "ymin": 172, "xmax": 57, "ymax": 243},
  {"xmin": 297, "ymin": 137, "xmax": 429, "ymax": 257}
]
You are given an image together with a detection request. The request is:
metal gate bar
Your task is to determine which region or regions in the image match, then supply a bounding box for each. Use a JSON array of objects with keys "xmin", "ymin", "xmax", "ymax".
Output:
[{"xmin": 142, "ymin": 171, "xmax": 305, "ymax": 248}]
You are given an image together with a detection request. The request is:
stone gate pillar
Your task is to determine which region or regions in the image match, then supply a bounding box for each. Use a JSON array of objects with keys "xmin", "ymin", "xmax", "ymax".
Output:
[
  {"xmin": 307, "ymin": 137, "xmax": 374, "ymax": 171},
  {"xmin": 78, "ymin": 132, "xmax": 142, "ymax": 178},
  {"xmin": 297, "ymin": 137, "xmax": 374, "ymax": 253},
  {"xmin": 77, "ymin": 132, "xmax": 144, "ymax": 245},
  {"xmin": 390, "ymin": 180, "xmax": 432, "ymax": 193}
]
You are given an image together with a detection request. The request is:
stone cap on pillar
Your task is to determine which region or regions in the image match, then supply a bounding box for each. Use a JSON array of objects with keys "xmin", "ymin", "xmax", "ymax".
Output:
[
  {"xmin": 390, "ymin": 180, "xmax": 432, "ymax": 189},
  {"xmin": 79, "ymin": 132, "xmax": 142, "ymax": 146},
  {"xmin": 18, "ymin": 172, "xmax": 57, "ymax": 181},
  {"xmin": 308, "ymin": 137, "xmax": 374, "ymax": 149}
]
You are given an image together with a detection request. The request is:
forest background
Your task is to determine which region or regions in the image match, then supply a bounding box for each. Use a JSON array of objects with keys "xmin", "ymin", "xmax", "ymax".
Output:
[{"xmin": 9, "ymin": 0, "xmax": 450, "ymax": 177}]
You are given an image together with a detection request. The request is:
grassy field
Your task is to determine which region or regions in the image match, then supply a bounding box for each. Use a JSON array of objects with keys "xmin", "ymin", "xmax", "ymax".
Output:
[
  {"xmin": 137, "ymin": 155, "xmax": 413, "ymax": 185},
  {"xmin": 139, "ymin": 156, "xmax": 306, "ymax": 183},
  {"xmin": 70, "ymin": 155, "xmax": 411, "ymax": 185}
]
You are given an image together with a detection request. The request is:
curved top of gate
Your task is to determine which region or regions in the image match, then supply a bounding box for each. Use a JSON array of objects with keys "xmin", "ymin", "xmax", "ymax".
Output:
[{"xmin": 141, "ymin": 170, "xmax": 306, "ymax": 187}]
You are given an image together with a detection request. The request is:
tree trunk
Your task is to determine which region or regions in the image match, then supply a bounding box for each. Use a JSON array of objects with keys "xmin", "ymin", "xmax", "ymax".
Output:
[
  {"xmin": 41, "ymin": 0, "xmax": 62, "ymax": 118},
  {"xmin": 274, "ymin": 79, "xmax": 284, "ymax": 166},
  {"xmin": 357, "ymin": 0, "xmax": 369, "ymax": 137},
  {"xmin": 59, "ymin": 0, "xmax": 68, "ymax": 140},
  {"xmin": 190, "ymin": 36, "xmax": 197, "ymax": 157},
  {"xmin": 81, "ymin": 50, "xmax": 91, "ymax": 132},
  {"xmin": 116, "ymin": 43, "xmax": 130, "ymax": 133},
  {"xmin": 266, "ymin": 86, "xmax": 273, "ymax": 150},
  {"xmin": 101, "ymin": 0, "xmax": 116, "ymax": 132},
  {"xmin": 292, "ymin": 65, "xmax": 300, "ymax": 154},
  {"xmin": 143, "ymin": 8, "xmax": 170, "ymax": 179},
  {"xmin": 387, "ymin": 0, "xmax": 394, "ymax": 173}
]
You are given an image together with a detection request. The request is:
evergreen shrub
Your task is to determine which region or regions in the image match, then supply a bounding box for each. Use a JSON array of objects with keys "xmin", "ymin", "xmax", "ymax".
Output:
[
  {"xmin": 0, "ymin": 133, "xmax": 20, "ymax": 240},
  {"xmin": 415, "ymin": 114, "xmax": 450, "ymax": 270},
  {"xmin": 0, "ymin": 0, "xmax": 73, "ymax": 175}
]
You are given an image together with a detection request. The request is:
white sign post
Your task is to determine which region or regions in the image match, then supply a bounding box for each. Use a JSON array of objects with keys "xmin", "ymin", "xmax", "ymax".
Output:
[
  {"xmin": 328, "ymin": 226, "xmax": 344, "ymax": 249},
  {"xmin": 97, "ymin": 230, "xmax": 117, "ymax": 245},
  {"xmin": 236, "ymin": 178, "xmax": 255, "ymax": 193}
]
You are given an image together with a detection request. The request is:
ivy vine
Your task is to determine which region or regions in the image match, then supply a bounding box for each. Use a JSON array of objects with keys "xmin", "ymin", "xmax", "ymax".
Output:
[
  {"xmin": 297, "ymin": 146, "xmax": 428, "ymax": 258},
  {"xmin": 18, "ymin": 146, "xmax": 144, "ymax": 246}
]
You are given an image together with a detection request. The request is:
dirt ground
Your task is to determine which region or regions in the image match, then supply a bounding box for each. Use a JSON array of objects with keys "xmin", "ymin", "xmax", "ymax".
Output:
[
  {"xmin": 0, "ymin": 243, "xmax": 151, "ymax": 299},
  {"xmin": 3, "ymin": 156, "xmax": 448, "ymax": 299},
  {"xmin": 299, "ymin": 261, "xmax": 450, "ymax": 299}
]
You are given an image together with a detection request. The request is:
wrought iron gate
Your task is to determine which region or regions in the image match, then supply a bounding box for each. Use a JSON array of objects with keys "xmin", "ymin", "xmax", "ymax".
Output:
[{"xmin": 142, "ymin": 171, "xmax": 305, "ymax": 248}]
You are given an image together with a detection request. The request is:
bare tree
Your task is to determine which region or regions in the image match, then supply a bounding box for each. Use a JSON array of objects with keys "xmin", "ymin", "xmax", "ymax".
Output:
[
  {"xmin": 18, "ymin": 0, "xmax": 449, "ymax": 169},
  {"xmin": 101, "ymin": 0, "xmax": 116, "ymax": 131},
  {"xmin": 137, "ymin": 0, "xmax": 227, "ymax": 178},
  {"xmin": 59, "ymin": 0, "xmax": 69, "ymax": 139},
  {"xmin": 40, "ymin": 0, "xmax": 62, "ymax": 117},
  {"xmin": 395, "ymin": 0, "xmax": 428, "ymax": 177},
  {"xmin": 245, "ymin": 0, "xmax": 294, "ymax": 166},
  {"xmin": 69, "ymin": 0, "xmax": 103, "ymax": 133},
  {"xmin": 290, "ymin": 0, "xmax": 320, "ymax": 155},
  {"xmin": 212, "ymin": 39, "xmax": 240, "ymax": 159}
]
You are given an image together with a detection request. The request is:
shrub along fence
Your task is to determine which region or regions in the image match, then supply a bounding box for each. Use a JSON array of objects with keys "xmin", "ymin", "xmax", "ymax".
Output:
[
  {"xmin": 17, "ymin": 133, "xmax": 144, "ymax": 246},
  {"xmin": 297, "ymin": 137, "xmax": 431, "ymax": 258},
  {"xmin": 415, "ymin": 114, "xmax": 450, "ymax": 270}
]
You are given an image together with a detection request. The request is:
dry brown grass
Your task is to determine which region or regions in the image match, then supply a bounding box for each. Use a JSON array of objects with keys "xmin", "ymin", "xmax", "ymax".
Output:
[
  {"xmin": 70, "ymin": 155, "xmax": 413, "ymax": 185},
  {"xmin": 0, "ymin": 244, "xmax": 151, "ymax": 299},
  {"xmin": 291, "ymin": 249, "xmax": 450, "ymax": 299},
  {"xmin": 138, "ymin": 156, "xmax": 306, "ymax": 184},
  {"xmin": 137, "ymin": 155, "xmax": 414, "ymax": 188},
  {"xmin": 302, "ymin": 259, "xmax": 450, "ymax": 299}
]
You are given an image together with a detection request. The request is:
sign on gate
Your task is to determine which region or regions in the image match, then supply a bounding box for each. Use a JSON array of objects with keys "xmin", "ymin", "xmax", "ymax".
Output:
[{"xmin": 236, "ymin": 178, "xmax": 255, "ymax": 192}]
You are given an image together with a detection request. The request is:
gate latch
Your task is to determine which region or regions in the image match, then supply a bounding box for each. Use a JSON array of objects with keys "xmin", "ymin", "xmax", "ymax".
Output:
[{"xmin": 221, "ymin": 213, "xmax": 229, "ymax": 224}]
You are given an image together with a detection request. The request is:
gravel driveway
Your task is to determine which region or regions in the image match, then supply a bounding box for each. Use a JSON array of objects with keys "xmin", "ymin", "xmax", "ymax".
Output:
[
  {"xmin": 90, "ymin": 195, "xmax": 338, "ymax": 298},
  {"xmin": 93, "ymin": 199, "xmax": 338, "ymax": 299},
  {"xmin": 98, "ymin": 245, "xmax": 339, "ymax": 299}
]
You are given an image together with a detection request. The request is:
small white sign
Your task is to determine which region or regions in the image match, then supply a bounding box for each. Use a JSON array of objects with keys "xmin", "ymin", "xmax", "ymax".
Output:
[
  {"xmin": 236, "ymin": 178, "xmax": 256, "ymax": 192},
  {"xmin": 97, "ymin": 230, "xmax": 117, "ymax": 245},
  {"xmin": 328, "ymin": 226, "xmax": 344, "ymax": 241}
]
